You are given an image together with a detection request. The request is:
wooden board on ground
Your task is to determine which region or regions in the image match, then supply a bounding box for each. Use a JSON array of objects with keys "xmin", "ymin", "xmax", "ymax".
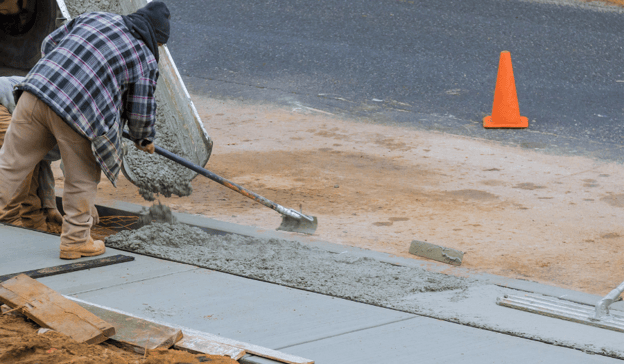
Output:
[
  {"xmin": 75, "ymin": 301, "xmax": 183, "ymax": 354},
  {"xmin": 0, "ymin": 274, "xmax": 115, "ymax": 344}
]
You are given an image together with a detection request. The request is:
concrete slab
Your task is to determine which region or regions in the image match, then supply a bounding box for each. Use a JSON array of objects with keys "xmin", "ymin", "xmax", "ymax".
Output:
[
  {"xmin": 52, "ymin": 259, "xmax": 621, "ymax": 363},
  {"xmin": 394, "ymin": 284, "xmax": 624, "ymax": 358},
  {"xmin": 0, "ymin": 224, "xmax": 197, "ymax": 295},
  {"xmin": 3, "ymin": 223, "xmax": 623, "ymax": 363},
  {"xmin": 283, "ymin": 319, "xmax": 621, "ymax": 364},
  {"xmin": 0, "ymin": 224, "xmax": 65, "ymax": 274},
  {"xmin": 58, "ymin": 268, "xmax": 415, "ymax": 349}
]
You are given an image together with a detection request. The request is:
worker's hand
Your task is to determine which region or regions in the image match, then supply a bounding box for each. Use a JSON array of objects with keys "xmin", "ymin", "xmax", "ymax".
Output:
[{"xmin": 134, "ymin": 140, "xmax": 155, "ymax": 154}]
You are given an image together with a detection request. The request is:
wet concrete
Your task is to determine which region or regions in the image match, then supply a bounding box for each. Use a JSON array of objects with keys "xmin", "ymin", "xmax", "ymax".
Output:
[
  {"xmin": 122, "ymin": 107, "xmax": 195, "ymax": 201},
  {"xmin": 139, "ymin": 202, "xmax": 177, "ymax": 225},
  {"xmin": 105, "ymin": 222, "xmax": 475, "ymax": 306}
]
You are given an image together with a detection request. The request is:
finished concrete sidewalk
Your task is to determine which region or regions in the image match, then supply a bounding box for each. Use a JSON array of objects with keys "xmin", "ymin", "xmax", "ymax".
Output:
[{"xmin": 1, "ymin": 223, "xmax": 621, "ymax": 363}]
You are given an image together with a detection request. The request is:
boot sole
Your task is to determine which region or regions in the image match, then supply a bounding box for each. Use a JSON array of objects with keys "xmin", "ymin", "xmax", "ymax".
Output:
[{"xmin": 59, "ymin": 248, "xmax": 106, "ymax": 260}]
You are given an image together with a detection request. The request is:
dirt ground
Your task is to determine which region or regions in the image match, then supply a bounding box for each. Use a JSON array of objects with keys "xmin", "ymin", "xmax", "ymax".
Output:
[
  {"xmin": 0, "ymin": 309, "xmax": 237, "ymax": 364},
  {"xmin": 586, "ymin": 0, "xmax": 624, "ymax": 6},
  {"xmin": 48, "ymin": 92, "xmax": 617, "ymax": 297}
]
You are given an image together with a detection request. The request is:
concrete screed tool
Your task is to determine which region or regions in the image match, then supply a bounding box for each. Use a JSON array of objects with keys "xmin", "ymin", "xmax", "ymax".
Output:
[
  {"xmin": 497, "ymin": 279, "xmax": 624, "ymax": 332},
  {"xmin": 123, "ymin": 132, "xmax": 318, "ymax": 235}
]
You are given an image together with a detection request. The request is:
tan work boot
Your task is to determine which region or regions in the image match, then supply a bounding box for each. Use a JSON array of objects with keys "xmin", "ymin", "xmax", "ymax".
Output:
[
  {"xmin": 45, "ymin": 208, "xmax": 64, "ymax": 225},
  {"xmin": 21, "ymin": 209, "xmax": 48, "ymax": 232},
  {"xmin": 3, "ymin": 218, "xmax": 46, "ymax": 232},
  {"xmin": 6, "ymin": 219, "xmax": 22, "ymax": 227},
  {"xmin": 28, "ymin": 221, "xmax": 49, "ymax": 233},
  {"xmin": 21, "ymin": 214, "xmax": 49, "ymax": 232},
  {"xmin": 59, "ymin": 238, "xmax": 106, "ymax": 260}
]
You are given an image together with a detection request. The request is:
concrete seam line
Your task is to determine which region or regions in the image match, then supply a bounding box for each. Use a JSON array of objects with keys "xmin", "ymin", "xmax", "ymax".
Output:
[
  {"xmin": 273, "ymin": 316, "xmax": 420, "ymax": 351},
  {"xmin": 62, "ymin": 267, "xmax": 200, "ymax": 296}
]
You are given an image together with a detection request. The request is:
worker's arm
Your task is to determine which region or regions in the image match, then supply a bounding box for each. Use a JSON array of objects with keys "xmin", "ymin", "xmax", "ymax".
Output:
[
  {"xmin": 0, "ymin": 76, "xmax": 24, "ymax": 114},
  {"xmin": 123, "ymin": 69, "xmax": 158, "ymax": 153}
]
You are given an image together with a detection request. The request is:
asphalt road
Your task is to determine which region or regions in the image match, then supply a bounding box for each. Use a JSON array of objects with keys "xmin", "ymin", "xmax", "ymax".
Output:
[{"xmin": 163, "ymin": 0, "xmax": 624, "ymax": 161}]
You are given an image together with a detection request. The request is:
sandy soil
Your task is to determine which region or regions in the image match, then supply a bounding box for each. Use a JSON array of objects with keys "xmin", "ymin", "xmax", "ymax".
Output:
[
  {"xmin": 53, "ymin": 93, "xmax": 619, "ymax": 297},
  {"xmin": 0, "ymin": 309, "xmax": 237, "ymax": 364},
  {"xmin": 585, "ymin": 0, "xmax": 624, "ymax": 6}
]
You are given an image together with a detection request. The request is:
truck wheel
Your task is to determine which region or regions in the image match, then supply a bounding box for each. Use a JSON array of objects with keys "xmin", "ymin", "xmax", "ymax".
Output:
[{"xmin": 0, "ymin": 0, "xmax": 57, "ymax": 69}]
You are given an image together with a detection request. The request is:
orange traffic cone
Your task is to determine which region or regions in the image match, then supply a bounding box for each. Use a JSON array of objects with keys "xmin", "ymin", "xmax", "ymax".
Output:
[{"xmin": 483, "ymin": 51, "xmax": 528, "ymax": 128}]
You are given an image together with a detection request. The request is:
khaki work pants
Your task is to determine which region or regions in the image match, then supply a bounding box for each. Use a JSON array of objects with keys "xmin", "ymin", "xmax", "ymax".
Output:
[
  {"xmin": 0, "ymin": 105, "xmax": 58, "ymax": 229},
  {"xmin": 0, "ymin": 92, "xmax": 101, "ymax": 247}
]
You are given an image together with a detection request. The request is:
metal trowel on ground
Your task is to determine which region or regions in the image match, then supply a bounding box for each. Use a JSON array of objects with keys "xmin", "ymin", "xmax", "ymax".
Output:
[
  {"xmin": 122, "ymin": 132, "xmax": 318, "ymax": 235},
  {"xmin": 497, "ymin": 280, "xmax": 624, "ymax": 332}
]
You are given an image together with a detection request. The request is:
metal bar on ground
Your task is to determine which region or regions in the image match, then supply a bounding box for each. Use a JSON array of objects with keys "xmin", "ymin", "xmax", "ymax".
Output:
[
  {"xmin": 0, "ymin": 255, "xmax": 135, "ymax": 282},
  {"xmin": 497, "ymin": 293, "xmax": 624, "ymax": 333}
]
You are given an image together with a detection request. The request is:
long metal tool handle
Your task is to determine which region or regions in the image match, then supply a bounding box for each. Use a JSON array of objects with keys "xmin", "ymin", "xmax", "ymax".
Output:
[
  {"xmin": 123, "ymin": 132, "xmax": 314, "ymax": 222},
  {"xmin": 594, "ymin": 280, "xmax": 624, "ymax": 320}
]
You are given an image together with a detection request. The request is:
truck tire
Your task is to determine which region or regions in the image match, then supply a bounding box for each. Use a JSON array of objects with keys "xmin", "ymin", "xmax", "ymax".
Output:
[{"xmin": 0, "ymin": 0, "xmax": 58, "ymax": 70}]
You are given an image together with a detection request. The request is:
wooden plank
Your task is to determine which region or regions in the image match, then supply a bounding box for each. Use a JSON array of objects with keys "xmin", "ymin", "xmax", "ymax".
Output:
[
  {"xmin": 75, "ymin": 302, "xmax": 183, "ymax": 354},
  {"xmin": 0, "ymin": 255, "xmax": 135, "ymax": 282},
  {"xmin": 175, "ymin": 334, "xmax": 246, "ymax": 360},
  {"xmin": 0, "ymin": 274, "xmax": 115, "ymax": 344}
]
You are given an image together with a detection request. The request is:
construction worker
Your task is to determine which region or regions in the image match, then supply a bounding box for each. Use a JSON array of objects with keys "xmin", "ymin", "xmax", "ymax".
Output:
[
  {"xmin": 0, "ymin": 76, "xmax": 62, "ymax": 231},
  {"xmin": 0, "ymin": 1, "xmax": 170, "ymax": 259}
]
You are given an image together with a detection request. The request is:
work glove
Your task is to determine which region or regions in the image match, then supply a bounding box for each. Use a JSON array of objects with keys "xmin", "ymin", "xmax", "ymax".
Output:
[{"xmin": 134, "ymin": 140, "xmax": 155, "ymax": 154}]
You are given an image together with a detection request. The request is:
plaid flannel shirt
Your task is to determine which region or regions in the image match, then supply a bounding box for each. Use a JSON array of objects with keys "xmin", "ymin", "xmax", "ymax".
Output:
[{"xmin": 14, "ymin": 12, "xmax": 159, "ymax": 186}]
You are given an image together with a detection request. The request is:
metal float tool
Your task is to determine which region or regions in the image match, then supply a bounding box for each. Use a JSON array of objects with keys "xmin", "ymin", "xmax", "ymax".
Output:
[
  {"xmin": 122, "ymin": 132, "xmax": 318, "ymax": 234},
  {"xmin": 496, "ymin": 280, "xmax": 624, "ymax": 332}
]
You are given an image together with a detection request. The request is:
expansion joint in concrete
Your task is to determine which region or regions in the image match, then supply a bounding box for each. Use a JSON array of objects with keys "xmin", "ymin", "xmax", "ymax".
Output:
[
  {"xmin": 66, "ymin": 267, "xmax": 200, "ymax": 296},
  {"xmin": 273, "ymin": 316, "xmax": 419, "ymax": 351}
]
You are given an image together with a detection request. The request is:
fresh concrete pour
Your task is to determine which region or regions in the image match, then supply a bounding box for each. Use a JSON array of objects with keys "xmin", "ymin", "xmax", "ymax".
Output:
[
  {"xmin": 105, "ymin": 222, "xmax": 475, "ymax": 308},
  {"xmin": 139, "ymin": 201, "xmax": 178, "ymax": 225},
  {"xmin": 122, "ymin": 107, "xmax": 195, "ymax": 201}
]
